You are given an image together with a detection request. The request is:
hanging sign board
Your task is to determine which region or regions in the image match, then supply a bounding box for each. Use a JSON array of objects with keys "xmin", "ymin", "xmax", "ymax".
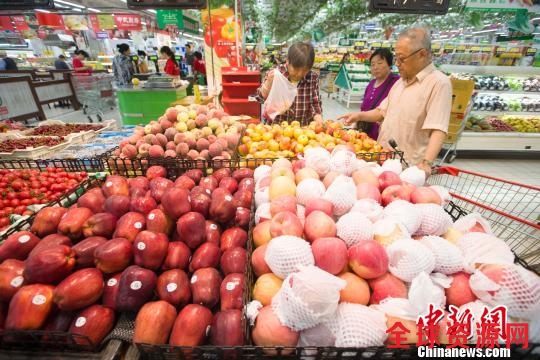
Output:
[
  {"xmin": 127, "ymin": 0, "xmax": 205, "ymax": 9},
  {"xmin": 369, "ymin": 0, "xmax": 450, "ymax": 14},
  {"xmin": 0, "ymin": 0, "xmax": 54, "ymax": 9}
]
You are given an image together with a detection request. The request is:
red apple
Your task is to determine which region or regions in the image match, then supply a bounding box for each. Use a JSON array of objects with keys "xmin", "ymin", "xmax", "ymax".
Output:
[
  {"xmin": 220, "ymin": 247, "xmax": 247, "ymax": 275},
  {"xmin": 174, "ymin": 175, "xmax": 196, "ymax": 190},
  {"xmin": 102, "ymin": 175, "xmax": 129, "ymax": 197},
  {"xmin": 146, "ymin": 208, "xmax": 174, "ymax": 235},
  {"xmin": 190, "ymin": 267, "xmax": 222, "ymax": 309},
  {"xmin": 94, "ymin": 238, "xmax": 133, "ymax": 274},
  {"xmin": 113, "ymin": 212, "xmax": 146, "ymax": 242},
  {"xmin": 72, "ymin": 236, "xmax": 107, "ymax": 268},
  {"xmin": 304, "ymin": 198, "xmax": 333, "ymax": 217},
  {"xmin": 234, "ymin": 207, "xmax": 251, "ymax": 230},
  {"xmin": 270, "ymin": 195, "xmax": 297, "ymax": 217},
  {"xmin": 220, "ymin": 227, "xmax": 248, "ymax": 252},
  {"xmin": 200, "ymin": 176, "xmax": 218, "ymax": 193},
  {"xmin": 220, "ymin": 273, "xmax": 245, "ymax": 311},
  {"xmin": 102, "ymin": 273, "xmax": 122, "ymax": 310},
  {"xmin": 378, "ymin": 171, "xmax": 402, "ymax": 191},
  {"xmin": 185, "ymin": 169, "xmax": 203, "ymax": 184},
  {"xmin": 133, "ymin": 231, "xmax": 169, "ymax": 271},
  {"xmin": 189, "ymin": 242, "xmax": 222, "ymax": 272},
  {"xmin": 212, "ymin": 168, "xmax": 231, "ymax": 183},
  {"xmin": 232, "ymin": 189, "xmax": 253, "ymax": 209},
  {"xmin": 161, "ymin": 187, "xmax": 191, "ymax": 220},
  {"xmin": 77, "ymin": 189, "xmax": 106, "ymax": 214},
  {"xmin": 149, "ymin": 177, "xmax": 174, "ymax": 203},
  {"xmin": 146, "ymin": 165, "xmax": 167, "ymax": 181},
  {"xmin": 169, "ymin": 304, "xmax": 212, "ymax": 346},
  {"xmin": 312, "ymin": 237, "xmax": 347, "ymax": 275},
  {"xmin": 116, "ymin": 265, "xmax": 157, "ymax": 312},
  {"xmin": 28, "ymin": 234, "xmax": 71, "ymax": 259},
  {"xmin": 410, "ymin": 187, "xmax": 442, "ymax": 205},
  {"xmin": 156, "ymin": 269, "xmax": 191, "ymax": 308},
  {"xmin": 30, "ymin": 207, "xmax": 68, "ymax": 237},
  {"xmin": 348, "ymin": 241, "xmax": 388, "ymax": 279},
  {"xmin": 129, "ymin": 195, "xmax": 157, "ymax": 215},
  {"xmin": 82, "ymin": 213, "xmax": 118, "ymax": 239},
  {"xmin": 104, "ymin": 195, "xmax": 131, "ymax": 218},
  {"xmin": 162, "ymin": 241, "xmax": 191, "ymax": 271},
  {"xmin": 128, "ymin": 176, "xmax": 150, "ymax": 191},
  {"xmin": 190, "ymin": 192, "xmax": 211, "ymax": 218},
  {"xmin": 205, "ymin": 221, "xmax": 221, "ymax": 245},
  {"xmin": 356, "ymin": 183, "xmax": 382, "ymax": 203},
  {"xmin": 251, "ymin": 245, "xmax": 271, "ymax": 276},
  {"xmin": 381, "ymin": 185, "xmax": 410, "ymax": 206},
  {"xmin": 238, "ymin": 178, "xmax": 255, "ymax": 193},
  {"xmin": 177, "ymin": 212, "xmax": 206, "ymax": 249},
  {"xmin": 270, "ymin": 211, "xmax": 303, "ymax": 238},
  {"xmin": 209, "ymin": 192, "xmax": 236, "ymax": 224},
  {"xmin": 304, "ymin": 210, "xmax": 337, "ymax": 243},
  {"xmin": 219, "ymin": 177, "xmax": 238, "ymax": 194}
]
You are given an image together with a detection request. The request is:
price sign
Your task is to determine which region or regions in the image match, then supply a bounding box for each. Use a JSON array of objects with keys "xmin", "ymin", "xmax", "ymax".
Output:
[
  {"xmin": 456, "ymin": 45, "xmax": 466, "ymax": 52},
  {"xmin": 470, "ymin": 46, "xmax": 481, "ymax": 52},
  {"xmin": 482, "ymin": 46, "xmax": 493, "ymax": 53},
  {"xmin": 369, "ymin": 0, "xmax": 450, "ymax": 14},
  {"xmin": 444, "ymin": 44, "xmax": 455, "ymax": 51},
  {"xmin": 431, "ymin": 43, "xmax": 441, "ymax": 51},
  {"xmin": 526, "ymin": 47, "xmax": 537, "ymax": 56},
  {"xmin": 370, "ymin": 42, "xmax": 382, "ymax": 48},
  {"xmin": 0, "ymin": 0, "xmax": 54, "ymax": 9},
  {"xmin": 381, "ymin": 42, "xmax": 392, "ymax": 49}
]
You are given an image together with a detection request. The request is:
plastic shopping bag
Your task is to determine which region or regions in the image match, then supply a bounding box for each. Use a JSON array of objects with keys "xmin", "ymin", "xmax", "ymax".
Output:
[{"xmin": 263, "ymin": 70, "xmax": 297, "ymax": 121}]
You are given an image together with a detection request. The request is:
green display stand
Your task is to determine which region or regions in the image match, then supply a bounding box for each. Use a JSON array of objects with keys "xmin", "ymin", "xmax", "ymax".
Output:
[{"xmin": 116, "ymin": 87, "xmax": 187, "ymax": 125}]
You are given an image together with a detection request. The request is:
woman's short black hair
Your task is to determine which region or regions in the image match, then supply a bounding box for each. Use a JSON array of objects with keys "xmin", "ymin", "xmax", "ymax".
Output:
[
  {"xmin": 137, "ymin": 50, "xmax": 147, "ymax": 57},
  {"xmin": 193, "ymin": 51, "xmax": 202, "ymax": 60},
  {"xmin": 370, "ymin": 48, "xmax": 393, "ymax": 66},
  {"xmin": 75, "ymin": 50, "xmax": 90, "ymax": 58},
  {"xmin": 287, "ymin": 42, "xmax": 315, "ymax": 69},
  {"xmin": 117, "ymin": 43, "xmax": 130, "ymax": 54},
  {"xmin": 160, "ymin": 46, "xmax": 174, "ymax": 58}
]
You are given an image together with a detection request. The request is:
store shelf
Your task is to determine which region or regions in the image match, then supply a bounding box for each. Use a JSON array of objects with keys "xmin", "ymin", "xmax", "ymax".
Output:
[
  {"xmin": 470, "ymin": 111, "xmax": 537, "ymax": 116},
  {"xmin": 441, "ymin": 65, "xmax": 540, "ymax": 76},
  {"xmin": 457, "ymin": 131, "xmax": 540, "ymax": 151},
  {"xmin": 475, "ymin": 90, "xmax": 540, "ymax": 96}
]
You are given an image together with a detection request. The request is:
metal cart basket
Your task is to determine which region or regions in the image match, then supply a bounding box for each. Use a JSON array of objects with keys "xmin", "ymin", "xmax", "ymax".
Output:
[
  {"xmin": 71, "ymin": 73, "xmax": 115, "ymax": 123},
  {"xmin": 429, "ymin": 166, "xmax": 540, "ymax": 271}
]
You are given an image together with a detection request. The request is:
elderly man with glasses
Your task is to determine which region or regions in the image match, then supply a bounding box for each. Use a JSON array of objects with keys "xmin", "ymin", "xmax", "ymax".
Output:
[{"xmin": 340, "ymin": 27, "xmax": 452, "ymax": 176}]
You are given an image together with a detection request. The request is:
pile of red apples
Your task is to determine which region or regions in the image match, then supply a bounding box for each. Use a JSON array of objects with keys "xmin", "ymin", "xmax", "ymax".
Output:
[{"xmin": 0, "ymin": 165, "xmax": 254, "ymax": 348}]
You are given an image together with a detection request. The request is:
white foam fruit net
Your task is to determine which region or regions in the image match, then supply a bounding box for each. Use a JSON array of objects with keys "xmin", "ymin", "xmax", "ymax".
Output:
[
  {"xmin": 297, "ymin": 317, "xmax": 339, "ymax": 347},
  {"xmin": 350, "ymin": 199, "xmax": 384, "ymax": 222},
  {"xmin": 296, "ymin": 178, "xmax": 326, "ymax": 206},
  {"xmin": 469, "ymin": 264, "xmax": 540, "ymax": 319},
  {"xmin": 408, "ymin": 272, "xmax": 448, "ymax": 314},
  {"xmin": 383, "ymin": 200, "xmax": 421, "ymax": 235},
  {"xmin": 458, "ymin": 300, "xmax": 491, "ymax": 344},
  {"xmin": 453, "ymin": 213, "xmax": 492, "ymax": 234},
  {"xmin": 336, "ymin": 213, "xmax": 374, "ymax": 247},
  {"xmin": 264, "ymin": 235, "xmax": 314, "ymax": 279},
  {"xmin": 419, "ymin": 235, "xmax": 465, "ymax": 275},
  {"xmin": 255, "ymin": 187, "xmax": 270, "ymax": 207},
  {"xmin": 304, "ymin": 147, "xmax": 331, "ymax": 178},
  {"xmin": 255, "ymin": 202, "xmax": 271, "ymax": 224},
  {"xmin": 415, "ymin": 203, "xmax": 453, "ymax": 236},
  {"xmin": 387, "ymin": 239, "xmax": 436, "ymax": 282},
  {"xmin": 458, "ymin": 232, "xmax": 514, "ymax": 272},
  {"xmin": 381, "ymin": 159, "xmax": 403, "ymax": 175},
  {"xmin": 329, "ymin": 147, "xmax": 357, "ymax": 176},
  {"xmin": 429, "ymin": 185, "xmax": 451, "ymax": 206},
  {"xmin": 334, "ymin": 303, "xmax": 387, "ymax": 347},
  {"xmin": 272, "ymin": 265, "xmax": 346, "ymax": 331},
  {"xmin": 323, "ymin": 175, "xmax": 356, "ymax": 216},
  {"xmin": 373, "ymin": 219, "xmax": 410, "ymax": 248},
  {"xmin": 254, "ymin": 165, "xmax": 272, "ymax": 183},
  {"xmin": 399, "ymin": 166, "xmax": 426, "ymax": 187}
]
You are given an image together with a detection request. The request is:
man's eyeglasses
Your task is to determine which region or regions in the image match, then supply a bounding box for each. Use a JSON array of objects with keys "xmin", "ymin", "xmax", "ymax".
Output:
[{"xmin": 395, "ymin": 48, "xmax": 424, "ymax": 64}]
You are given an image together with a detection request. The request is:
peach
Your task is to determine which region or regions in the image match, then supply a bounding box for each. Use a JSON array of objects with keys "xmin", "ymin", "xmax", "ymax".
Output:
[
  {"xmin": 368, "ymin": 273, "xmax": 408, "ymax": 304},
  {"xmin": 295, "ymin": 167, "xmax": 319, "ymax": 184},
  {"xmin": 253, "ymin": 273, "xmax": 283, "ymax": 306},
  {"xmin": 445, "ymin": 272, "xmax": 477, "ymax": 307},
  {"xmin": 148, "ymin": 145, "xmax": 164, "ymax": 157},
  {"xmin": 251, "ymin": 244, "xmax": 271, "ymax": 276},
  {"xmin": 304, "ymin": 210, "xmax": 336, "ymax": 243},
  {"xmin": 352, "ymin": 167, "xmax": 379, "ymax": 187},
  {"xmin": 348, "ymin": 241, "xmax": 388, "ymax": 280},
  {"xmin": 312, "ymin": 237, "xmax": 347, "ymax": 275},
  {"xmin": 270, "ymin": 167, "xmax": 295, "ymax": 181},
  {"xmin": 269, "ymin": 211, "xmax": 303, "ymax": 238},
  {"xmin": 304, "ymin": 198, "xmax": 333, "ymax": 217},
  {"xmin": 338, "ymin": 272, "xmax": 370, "ymax": 305},
  {"xmin": 268, "ymin": 176, "xmax": 296, "ymax": 200},
  {"xmin": 253, "ymin": 221, "xmax": 272, "ymax": 248},
  {"xmin": 270, "ymin": 195, "xmax": 297, "ymax": 217}
]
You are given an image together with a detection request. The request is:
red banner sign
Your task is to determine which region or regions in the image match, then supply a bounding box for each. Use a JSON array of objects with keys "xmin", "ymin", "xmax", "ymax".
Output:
[
  {"xmin": 11, "ymin": 16, "xmax": 30, "ymax": 31},
  {"xmin": 0, "ymin": 16, "xmax": 14, "ymax": 31},
  {"xmin": 114, "ymin": 14, "xmax": 142, "ymax": 31},
  {"xmin": 36, "ymin": 13, "xmax": 65, "ymax": 29}
]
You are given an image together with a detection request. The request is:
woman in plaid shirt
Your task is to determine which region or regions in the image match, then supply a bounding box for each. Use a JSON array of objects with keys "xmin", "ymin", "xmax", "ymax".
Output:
[{"xmin": 258, "ymin": 42, "xmax": 323, "ymax": 125}]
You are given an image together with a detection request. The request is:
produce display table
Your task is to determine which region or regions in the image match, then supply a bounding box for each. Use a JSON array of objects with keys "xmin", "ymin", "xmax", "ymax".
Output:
[
  {"xmin": 171, "ymin": 95, "xmax": 214, "ymax": 107},
  {"xmin": 116, "ymin": 86, "xmax": 187, "ymax": 125}
]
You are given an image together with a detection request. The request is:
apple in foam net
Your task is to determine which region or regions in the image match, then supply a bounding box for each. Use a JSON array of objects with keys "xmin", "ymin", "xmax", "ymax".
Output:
[
  {"xmin": 351, "ymin": 167, "xmax": 379, "ymax": 188},
  {"xmin": 270, "ymin": 195, "xmax": 297, "ymax": 217},
  {"xmin": 348, "ymin": 240, "xmax": 389, "ymax": 279},
  {"xmin": 294, "ymin": 167, "xmax": 319, "ymax": 184},
  {"xmin": 304, "ymin": 198, "xmax": 333, "ymax": 217},
  {"xmin": 410, "ymin": 186, "xmax": 442, "ymax": 205},
  {"xmin": 356, "ymin": 183, "xmax": 381, "ymax": 203},
  {"xmin": 252, "ymin": 221, "xmax": 272, "ymax": 248}
]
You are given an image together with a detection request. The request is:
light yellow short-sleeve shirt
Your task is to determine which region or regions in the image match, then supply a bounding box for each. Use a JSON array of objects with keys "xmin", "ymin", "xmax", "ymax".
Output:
[{"xmin": 377, "ymin": 63, "xmax": 452, "ymax": 165}]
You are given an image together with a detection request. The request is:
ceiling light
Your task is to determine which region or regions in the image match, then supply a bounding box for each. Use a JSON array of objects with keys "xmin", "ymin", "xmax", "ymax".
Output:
[
  {"xmin": 55, "ymin": 0, "xmax": 85, "ymax": 9},
  {"xmin": 88, "ymin": 8, "xmax": 101, "ymax": 13},
  {"xmin": 472, "ymin": 29, "xmax": 498, "ymax": 34},
  {"xmin": 36, "ymin": 9, "xmax": 50, "ymax": 13},
  {"xmin": 147, "ymin": 9, "xmax": 157, "ymax": 14}
]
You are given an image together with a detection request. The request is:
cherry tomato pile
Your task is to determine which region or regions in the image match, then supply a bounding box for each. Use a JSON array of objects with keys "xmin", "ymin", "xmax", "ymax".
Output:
[
  {"xmin": 29, "ymin": 124, "xmax": 103, "ymax": 137},
  {"xmin": 0, "ymin": 167, "xmax": 87, "ymax": 229}
]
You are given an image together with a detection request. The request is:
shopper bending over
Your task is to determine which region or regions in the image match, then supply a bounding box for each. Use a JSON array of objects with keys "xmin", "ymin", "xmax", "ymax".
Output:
[
  {"xmin": 258, "ymin": 42, "xmax": 323, "ymax": 125},
  {"xmin": 113, "ymin": 43, "xmax": 134, "ymax": 86},
  {"xmin": 72, "ymin": 50, "xmax": 92, "ymax": 74},
  {"xmin": 339, "ymin": 27, "xmax": 452, "ymax": 176},
  {"xmin": 0, "ymin": 50, "xmax": 18, "ymax": 71},
  {"xmin": 54, "ymin": 55, "xmax": 70, "ymax": 70},
  {"xmin": 137, "ymin": 50, "xmax": 149, "ymax": 74},
  {"xmin": 356, "ymin": 48, "xmax": 399, "ymax": 139},
  {"xmin": 160, "ymin": 46, "xmax": 180, "ymax": 76}
]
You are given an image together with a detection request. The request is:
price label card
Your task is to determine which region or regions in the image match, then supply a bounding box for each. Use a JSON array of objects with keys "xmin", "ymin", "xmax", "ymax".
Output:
[
  {"xmin": 470, "ymin": 46, "xmax": 481, "ymax": 52},
  {"xmin": 482, "ymin": 46, "xmax": 493, "ymax": 53},
  {"xmin": 526, "ymin": 47, "xmax": 537, "ymax": 55},
  {"xmin": 432, "ymin": 43, "xmax": 441, "ymax": 50},
  {"xmin": 354, "ymin": 41, "xmax": 366, "ymax": 47},
  {"xmin": 456, "ymin": 45, "xmax": 466, "ymax": 52},
  {"xmin": 444, "ymin": 44, "xmax": 455, "ymax": 50},
  {"xmin": 370, "ymin": 42, "xmax": 381, "ymax": 48}
]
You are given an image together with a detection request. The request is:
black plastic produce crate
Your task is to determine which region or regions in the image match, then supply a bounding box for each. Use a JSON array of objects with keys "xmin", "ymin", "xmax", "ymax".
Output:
[{"xmin": 0, "ymin": 157, "xmax": 106, "ymax": 173}]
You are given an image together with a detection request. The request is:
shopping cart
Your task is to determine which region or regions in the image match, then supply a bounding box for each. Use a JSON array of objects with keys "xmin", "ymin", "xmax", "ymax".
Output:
[
  {"xmin": 71, "ymin": 73, "xmax": 115, "ymax": 123},
  {"xmin": 429, "ymin": 166, "xmax": 540, "ymax": 272}
]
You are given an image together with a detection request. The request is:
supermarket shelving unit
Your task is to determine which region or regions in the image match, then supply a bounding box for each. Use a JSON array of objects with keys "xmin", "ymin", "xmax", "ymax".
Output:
[
  {"xmin": 334, "ymin": 63, "xmax": 370, "ymax": 108},
  {"xmin": 221, "ymin": 66, "xmax": 261, "ymax": 118}
]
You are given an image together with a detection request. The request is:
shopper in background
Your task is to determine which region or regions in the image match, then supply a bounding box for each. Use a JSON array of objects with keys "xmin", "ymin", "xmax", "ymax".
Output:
[
  {"xmin": 339, "ymin": 52, "xmax": 350, "ymax": 66},
  {"xmin": 268, "ymin": 54, "xmax": 278, "ymax": 66},
  {"xmin": 160, "ymin": 46, "xmax": 180, "ymax": 76},
  {"xmin": 185, "ymin": 43, "xmax": 195, "ymax": 69},
  {"xmin": 137, "ymin": 50, "xmax": 149, "ymax": 73},
  {"xmin": 72, "ymin": 50, "xmax": 92, "ymax": 73},
  {"xmin": 193, "ymin": 51, "xmax": 206, "ymax": 84},
  {"xmin": 257, "ymin": 42, "xmax": 323, "ymax": 125},
  {"xmin": 339, "ymin": 27, "xmax": 452, "ymax": 176},
  {"xmin": 54, "ymin": 55, "xmax": 70, "ymax": 70},
  {"xmin": 356, "ymin": 48, "xmax": 399, "ymax": 139},
  {"xmin": 0, "ymin": 50, "xmax": 18, "ymax": 71},
  {"xmin": 113, "ymin": 43, "xmax": 134, "ymax": 86}
]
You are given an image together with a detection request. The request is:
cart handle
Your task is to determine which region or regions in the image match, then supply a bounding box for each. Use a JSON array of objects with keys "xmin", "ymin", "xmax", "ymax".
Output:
[{"xmin": 436, "ymin": 166, "xmax": 540, "ymax": 192}]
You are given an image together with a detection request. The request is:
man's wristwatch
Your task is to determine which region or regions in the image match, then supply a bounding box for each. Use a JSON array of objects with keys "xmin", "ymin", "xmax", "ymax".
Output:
[{"xmin": 421, "ymin": 159, "xmax": 434, "ymax": 167}]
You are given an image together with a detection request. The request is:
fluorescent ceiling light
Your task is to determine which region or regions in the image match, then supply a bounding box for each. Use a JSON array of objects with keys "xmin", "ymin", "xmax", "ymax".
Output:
[
  {"xmin": 36, "ymin": 9, "xmax": 50, "ymax": 13},
  {"xmin": 472, "ymin": 29, "xmax": 498, "ymax": 34},
  {"xmin": 88, "ymin": 8, "xmax": 101, "ymax": 13},
  {"xmin": 55, "ymin": 0, "xmax": 85, "ymax": 9},
  {"xmin": 147, "ymin": 9, "xmax": 157, "ymax": 14},
  {"xmin": 72, "ymin": 8, "xmax": 82, "ymax": 12}
]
